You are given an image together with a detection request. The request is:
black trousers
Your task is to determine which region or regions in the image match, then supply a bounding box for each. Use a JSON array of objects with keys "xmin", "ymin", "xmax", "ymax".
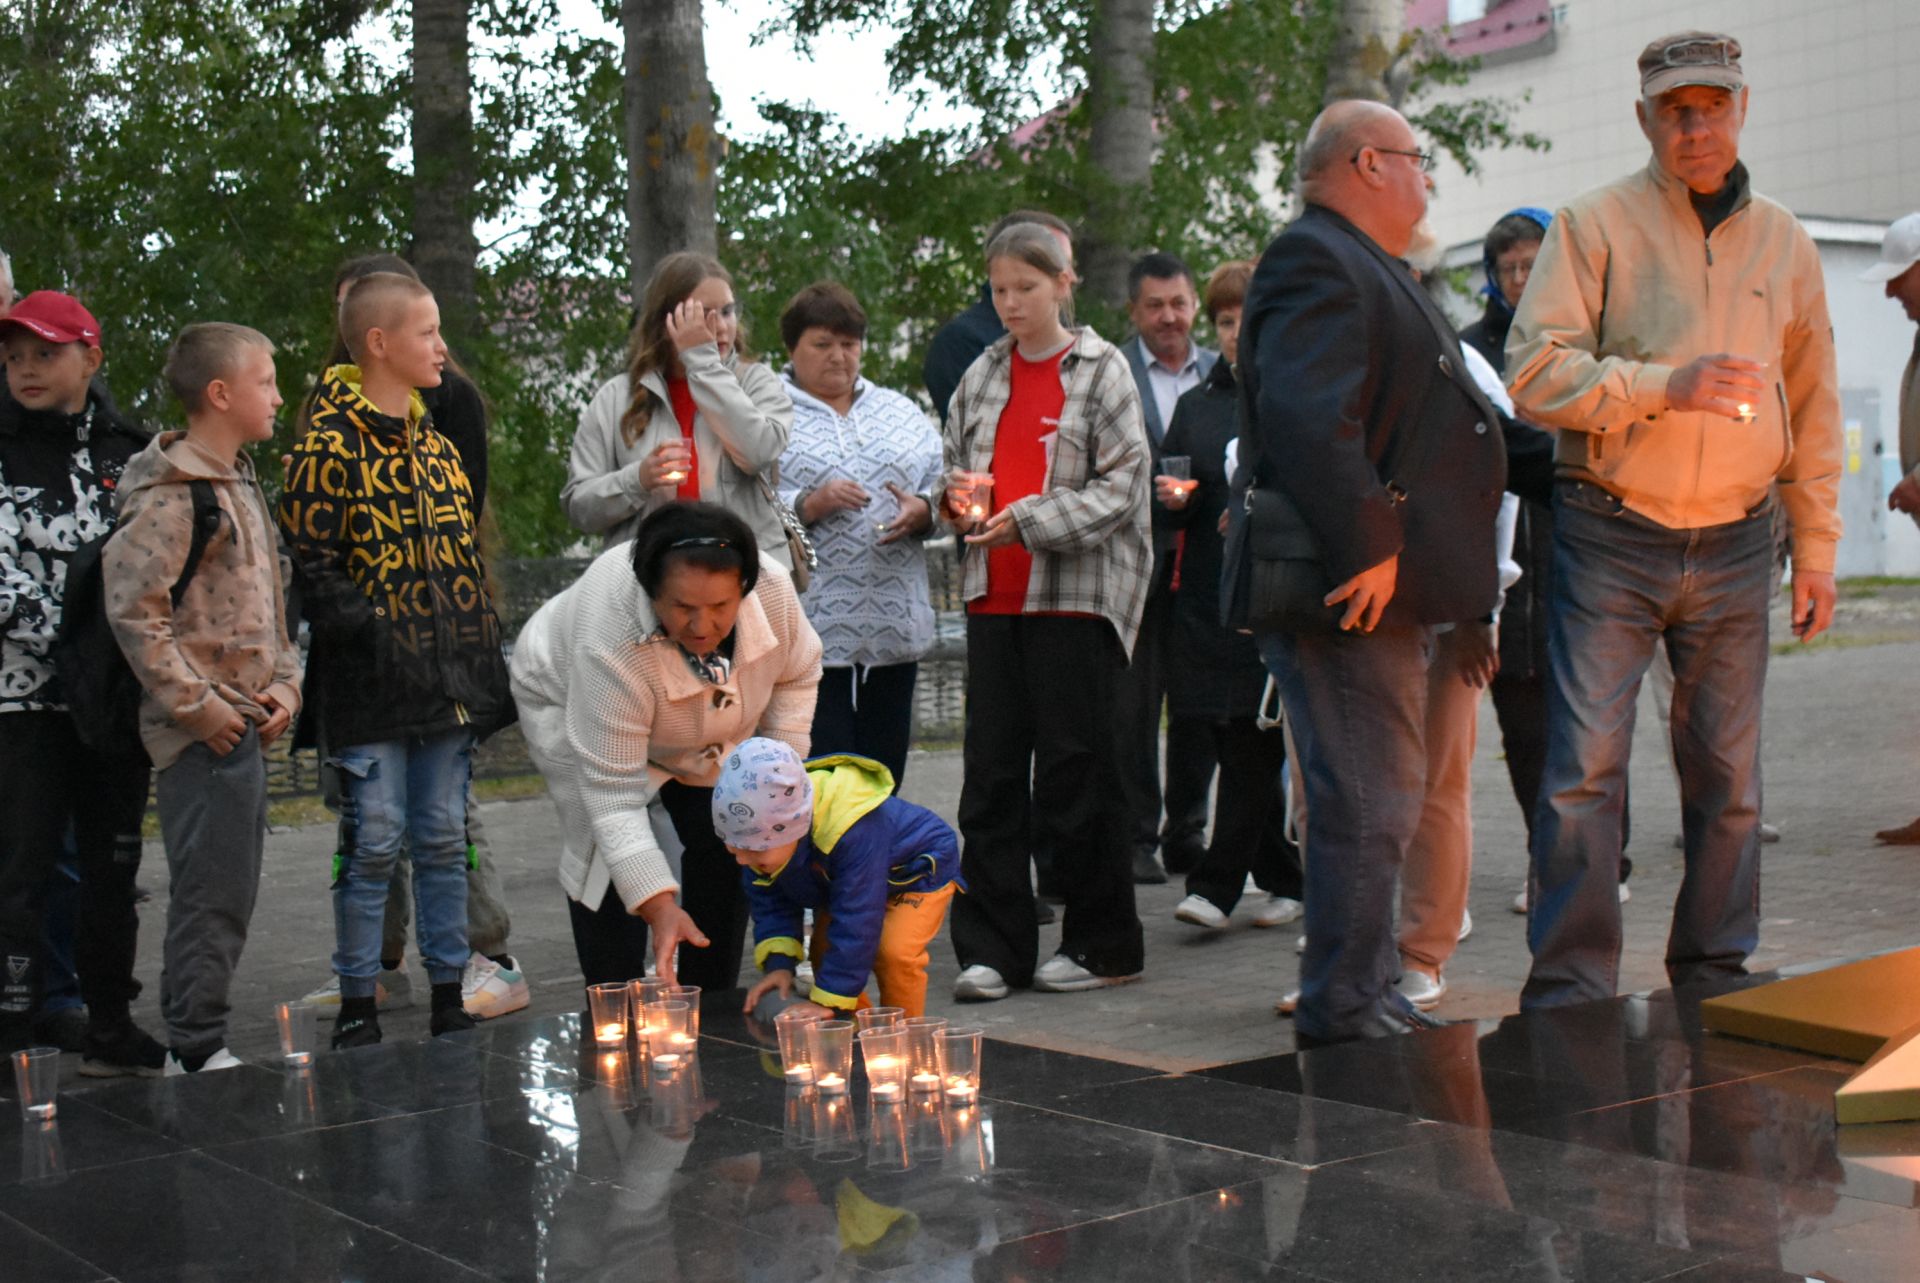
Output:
[
  {"xmin": 1183, "ymin": 717, "xmax": 1303, "ymax": 913},
  {"xmin": 564, "ymin": 780, "xmax": 749, "ymax": 991},
  {"xmin": 809, "ymin": 662, "xmax": 918, "ymax": 787},
  {"xmin": 950, "ymin": 615, "xmax": 1143, "ymax": 984},
  {"xmin": 1115, "ymin": 564, "xmax": 1217, "ymax": 859},
  {"xmin": 0, "ymin": 711, "xmax": 149, "ymax": 1025},
  {"xmin": 1491, "ymin": 670, "xmax": 1633, "ymax": 879}
]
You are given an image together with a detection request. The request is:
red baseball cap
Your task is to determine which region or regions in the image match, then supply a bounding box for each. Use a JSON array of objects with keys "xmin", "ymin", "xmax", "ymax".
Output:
[{"xmin": 0, "ymin": 291, "xmax": 102, "ymax": 348}]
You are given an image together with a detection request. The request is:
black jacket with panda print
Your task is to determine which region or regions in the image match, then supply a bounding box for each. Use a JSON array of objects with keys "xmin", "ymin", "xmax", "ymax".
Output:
[{"xmin": 0, "ymin": 383, "xmax": 147, "ymax": 714}]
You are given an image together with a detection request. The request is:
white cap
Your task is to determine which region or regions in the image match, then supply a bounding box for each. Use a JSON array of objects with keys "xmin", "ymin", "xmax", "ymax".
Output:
[{"xmin": 1862, "ymin": 213, "xmax": 1920, "ymax": 283}]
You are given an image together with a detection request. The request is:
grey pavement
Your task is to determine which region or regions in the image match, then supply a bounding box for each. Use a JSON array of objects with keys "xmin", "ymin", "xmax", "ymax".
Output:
[{"xmin": 121, "ymin": 632, "xmax": 1920, "ymax": 1074}]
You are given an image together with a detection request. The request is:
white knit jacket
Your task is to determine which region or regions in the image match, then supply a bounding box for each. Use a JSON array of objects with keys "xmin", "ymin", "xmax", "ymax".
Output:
[{"xmin": 510, "ymin": 544, "xmax": 822, "ymax": 913}]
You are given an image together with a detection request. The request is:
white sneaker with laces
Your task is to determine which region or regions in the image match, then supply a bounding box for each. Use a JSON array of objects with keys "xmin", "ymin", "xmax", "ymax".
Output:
[
  {"xmin": 1033, "ymin": 953, "xmax": 1140, "ymax": 993},
  {"xmin": 164, "ymin": 1046, "xmax": 244, "ymax": 1077},
  {"xmin": 461, "ymin": 952, "xmax": 531, "ymax": 1020},
  {"xmin": 1456, "ymin": 909, "xmax": 1473, "ymax": 942},
  {"xmin": 1396, "ymin": 969, "xmax": 1447, "ymax": 1010},
  {"xmin": 301, "ymin": 966, "xmax": 412, "ymax": 1020},
  {"xmin": 953, "ymin": 964, "xmax": 1009, "ymax": 1002},
  {"xmin": 1250, "ymin": 895, "xmax": 1303, "ymax": 928},
  {"xmin": 1173, "ymin": 894, "xmax": 1228, "ymax": 929}
]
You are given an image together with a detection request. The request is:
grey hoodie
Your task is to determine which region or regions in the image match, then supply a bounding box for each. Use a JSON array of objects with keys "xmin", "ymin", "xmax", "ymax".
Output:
[{"xmin": 104, "ymin": 431, "xmax": 302, "ymax": 768}]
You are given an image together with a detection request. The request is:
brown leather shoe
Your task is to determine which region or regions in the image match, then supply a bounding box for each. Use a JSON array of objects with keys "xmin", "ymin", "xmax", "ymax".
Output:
[{"xmin": 1876, "ymin": 818, "xmax": 1920, "ymax": 845}]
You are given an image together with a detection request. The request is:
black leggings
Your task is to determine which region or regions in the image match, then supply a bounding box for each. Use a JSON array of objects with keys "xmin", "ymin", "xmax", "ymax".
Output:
[{"xmin": 565, "ymin": 780, "xmax": 749, "ymax": 991}]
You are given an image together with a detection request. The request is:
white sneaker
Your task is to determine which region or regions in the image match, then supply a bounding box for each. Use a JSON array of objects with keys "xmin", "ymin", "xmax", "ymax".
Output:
[
  {"xmin": 1456, "ymin": 909, "xmax": 1473, "ymax": 942},
  {"xmin": 1173, "ymin": 894, "xmax": 1228, "ymax": 929},
  {"xmin": 1033, "ymin": 954, "xmax": 1140, "ymax": 993},
  {"xmin": 1249, "ymin": 895, "xmax": 1304, "ymax": 928},
  {"xmin": 953, "ymin": 964, "xmax": 1009, "ymax": 1002},
  {"xmin": 461, "ymin": 952, "xmax": 531, "ymax": 1020},
  {"xmin": 301, "ymin": 966, "xmax": 413, "ymax": 1020},
  {"xmin": 1396, "ymin": 969, "xmax": 1447, "ymax": 1010},
  {"xmin": 1511, "ymin": 885, "xmax": 1529, "ymax": 914},
  {"xmin": 164, "ymin": 1047, "xmax": 244, "ymax": 1077},
  {"xmin": 1274, "ymin": 988, "xmax": 1299, "ymax": 1017},
  {"xmin": 1618, "ymin": 882, "xmax": 1632, "ymax": 904}
]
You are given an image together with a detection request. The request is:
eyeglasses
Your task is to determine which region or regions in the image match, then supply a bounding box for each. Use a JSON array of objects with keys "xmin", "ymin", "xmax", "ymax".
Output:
[{"xmin": 1354, "ymin": 146, "xmax": 1437, "ymax": 174}]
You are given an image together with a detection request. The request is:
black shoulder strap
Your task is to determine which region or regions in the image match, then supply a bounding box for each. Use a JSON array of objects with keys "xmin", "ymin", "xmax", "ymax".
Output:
[{"xmin": 170, "ymin": 480, "xmax": 222, "ymax": 607}]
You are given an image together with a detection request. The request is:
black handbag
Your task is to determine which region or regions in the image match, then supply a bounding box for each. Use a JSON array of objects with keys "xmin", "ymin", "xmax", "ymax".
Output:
[{"xmin": 1222, "ymin": 480, "xmax": 1342, "ymax": 634}]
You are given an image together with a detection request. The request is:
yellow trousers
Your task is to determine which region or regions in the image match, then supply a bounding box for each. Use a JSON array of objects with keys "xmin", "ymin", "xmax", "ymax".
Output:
[{"xmin": 808, "ymin": 882, "xmax": 957, "ymax": 1018}]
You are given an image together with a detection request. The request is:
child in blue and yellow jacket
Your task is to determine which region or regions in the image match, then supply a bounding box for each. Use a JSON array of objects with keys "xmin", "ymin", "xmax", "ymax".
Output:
[{"xmin": 717, "ymin": 738, "xmax": 960, "ymax": 1018}]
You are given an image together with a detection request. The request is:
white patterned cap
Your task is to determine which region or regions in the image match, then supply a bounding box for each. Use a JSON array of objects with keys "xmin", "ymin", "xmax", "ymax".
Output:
[{"xmin": 712, "ymin": 738, "xmax": 815, "ymax": 850}]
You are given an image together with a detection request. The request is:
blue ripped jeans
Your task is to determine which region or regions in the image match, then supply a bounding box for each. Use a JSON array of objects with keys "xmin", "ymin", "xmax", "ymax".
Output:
[{"xmin": 331, "ymin": 730, "xmax": 474, "ymax": 997}]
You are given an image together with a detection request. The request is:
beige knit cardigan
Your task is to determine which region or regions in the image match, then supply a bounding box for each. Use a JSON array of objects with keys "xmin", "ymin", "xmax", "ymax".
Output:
[{"xmin": 510, "ymin": 545, "xmax": 822, "ymax": 912}]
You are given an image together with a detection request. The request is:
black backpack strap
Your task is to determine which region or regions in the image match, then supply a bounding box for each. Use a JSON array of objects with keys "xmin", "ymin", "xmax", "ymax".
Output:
[{"xmin": 171, "ymin": 480, "xmax": 223, "ymax": 607}]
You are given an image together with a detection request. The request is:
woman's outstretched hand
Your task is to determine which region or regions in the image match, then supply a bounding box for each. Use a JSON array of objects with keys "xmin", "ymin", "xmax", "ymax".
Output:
[{"xmin": 636, "ymin": 889, "xmax": 710, "ymax": 984}]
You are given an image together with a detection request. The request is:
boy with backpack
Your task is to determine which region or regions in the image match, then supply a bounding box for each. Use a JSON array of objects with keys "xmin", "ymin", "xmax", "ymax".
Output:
[
  {"xmin": 277, "ymin": 272, "xmax": 513, "ymax": 1050},
  {"xmin": 0, "ymin": 291, "xmax": 165, "ymax": 1073},
  {"xmin": 103, "ymin": 323, "xmax": 303, "ymax": 1074}
]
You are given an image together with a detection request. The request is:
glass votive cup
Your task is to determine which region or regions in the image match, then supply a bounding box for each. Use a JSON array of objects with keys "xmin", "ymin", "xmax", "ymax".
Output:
[
  {"xmin": 806, "ymin": 1019, "xmax": 856, "ymax": 1095},
  {"xmin": 855, "ymin": 1006, "xmax": 904, "ymax": 1035},
  {"xmin": 857, "ymin": 1027, "xmax": 909, "ymax": 1104},
  {"xmin": 664, "ymin": 985, "xmax": 701, "ymax": 1039},
  {"xmin": 628, "ymin": 977, "xmax": 670, "ymax": 1040},
  {"xmin": 904, "ymin": 1015, "xmax": 947, "ymax": 1092},
  {"xmin": 275, "ymin": 999, "xmax": 318, "ymax": 1068},
  {"xmin": 774, "ymin": 1006, "xmax": 819, "ymax": 1084},
  {"xmin": 643, "ymin": 1000, "xmax": 694, "ymax": 1071},
  {"xmin": 949, "ymin": 469, "xmax": 994, "ymax": 522},
  {"xmin": 10, "ymin": 1047, "xmax": 58, "ymax": 1122},
  {"xmin": 940, "ymin": 1027, "xmax": 983, "ymax": 1104},
  {"xmin": 587, "ymin": 983, "xmax": 629, "ymax": 1046}
]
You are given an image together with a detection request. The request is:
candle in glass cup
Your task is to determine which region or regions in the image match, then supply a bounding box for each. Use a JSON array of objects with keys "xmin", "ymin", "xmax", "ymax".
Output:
[
  {"xmin": 587, "ymin": 982, "xmax": 628, "ymax": 1045},
  {"xmin": 855, "ymin": 1006, "xmax": 904, "ymax": 1035},
  {"xmin": 939, "ymin": 1026, "xmax": 983, "ymax": 1104},
  {"xmin": 807, "ymin": 1019, "xmax": 856, "ymax": 1096},
  {"xmin": 774, "ymin": 1006, "xmax": 819, "ymax": 1084},
  {"xmin": 950, "ymin": 470, "xmax": 994, "ymax": 522},
  {"xmin": 663, "ymin": 985, "xmax": 701, "ymax": 1040},
  {"xmin": 904, "ymin": 1015, "xmax": 947, "ymax": 1089},
  {"xmin": 858, "ymin": 1026, "xmax": 909, "ymax": 1101}
]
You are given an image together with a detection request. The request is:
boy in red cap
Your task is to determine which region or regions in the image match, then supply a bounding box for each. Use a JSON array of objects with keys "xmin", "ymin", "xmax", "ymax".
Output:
[{"xmin": 0, "ymin": 291, "xmax": 167, "ymax": 1072}]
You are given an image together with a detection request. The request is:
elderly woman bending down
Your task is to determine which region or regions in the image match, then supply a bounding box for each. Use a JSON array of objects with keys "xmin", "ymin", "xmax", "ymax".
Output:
[{"xmin": 512, "ymin": 503, "xmax": 823, "ymax": 987}]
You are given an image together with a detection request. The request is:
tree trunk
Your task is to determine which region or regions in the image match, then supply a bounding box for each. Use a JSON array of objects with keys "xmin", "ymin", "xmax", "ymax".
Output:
[
  {"xmin": 411, "ymin": 0, "xmax": 479, "ymax": 347},
  {"xmin": 1080, "ymin": 0, "xmax": 1157, "ymax": 313},
  {"xmin": 1325, "ymin": 0, "xmax": 1410, "ymax": 107},
  {"xmin": 623, "ymin": 0, "xmax": 720, "ymax": 299}
]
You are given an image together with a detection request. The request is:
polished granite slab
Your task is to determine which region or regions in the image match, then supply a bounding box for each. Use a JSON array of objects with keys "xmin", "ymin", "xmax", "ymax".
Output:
[{"xmin": 0, "ymin": 979, "xmax": 1913, "ymax": 1281}]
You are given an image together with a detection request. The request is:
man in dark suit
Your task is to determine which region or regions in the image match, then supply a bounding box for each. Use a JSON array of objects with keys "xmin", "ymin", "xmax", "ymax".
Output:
[
  {"xmin": 1118, "ymin": 252, "xmax": 1220, "ymax": 884},
  {"xmin": 1239, "ymin": 100, "xmax": 1507, "ymax": 1044}
]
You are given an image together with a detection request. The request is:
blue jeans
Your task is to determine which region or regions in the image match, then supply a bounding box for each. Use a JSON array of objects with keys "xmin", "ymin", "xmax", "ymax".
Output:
[
  {"xmin": 1523, "ymin": 481, "xmax": 1773, "ymax": 1009},
  {"xmin": 1259, "ymin": 626, "xmax": 1432, "ymax": 1040},
  {"xmin": 331, "ymin": 730, "xmax": 474, "ymax": 997}
]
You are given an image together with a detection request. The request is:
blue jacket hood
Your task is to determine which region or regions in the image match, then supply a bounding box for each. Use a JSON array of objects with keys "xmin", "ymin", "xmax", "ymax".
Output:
[{"xmin": 1481, "ymin": 206, "xmax": 1554, "ymax": 316}]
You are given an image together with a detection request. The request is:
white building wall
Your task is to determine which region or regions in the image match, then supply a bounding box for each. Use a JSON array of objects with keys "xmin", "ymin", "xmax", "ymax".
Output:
[{"xmin": 1421, "ymin": 0, "xmax": 1920, "ymax": 575}]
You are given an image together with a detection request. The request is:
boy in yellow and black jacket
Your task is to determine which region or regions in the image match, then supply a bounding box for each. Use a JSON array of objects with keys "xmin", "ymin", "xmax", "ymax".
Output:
[
  {"xmin": 276, "ymin": 272, "xmax": 511, "ymax": 1049},
  {"xmin": 718, "ymin": 738, "xmax": 960, "ymax": 1018}
]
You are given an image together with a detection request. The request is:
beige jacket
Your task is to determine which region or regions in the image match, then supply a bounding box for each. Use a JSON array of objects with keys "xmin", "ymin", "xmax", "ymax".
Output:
[
  {"xmin": 1507, "ymin": 161, "xmax": 1844, "ymax": 571},
  {"xmin": 560, "ymin": 344, "xmax": 795, "ymax": 566},
  {"xmin": 105, "ymin": 432, "xmax": 302, "ymax": 768},
  {"xmin": 510, "ymin": 544, "xmax": 822, "ymax": 913}
]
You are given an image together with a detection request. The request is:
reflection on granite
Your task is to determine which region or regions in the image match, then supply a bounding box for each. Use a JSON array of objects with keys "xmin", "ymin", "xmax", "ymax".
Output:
[{"xmin": 0, "ymin": 984, "xmax": 1907, "ymax": 1279}]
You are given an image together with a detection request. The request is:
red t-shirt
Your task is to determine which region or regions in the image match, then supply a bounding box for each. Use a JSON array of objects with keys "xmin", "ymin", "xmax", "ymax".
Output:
[
  {"xmin": 667, "ymin": 377, "xmax": 701, "ymax": 501},
  {"xmin": 972, "ymin": 346, "xmax": 1068, "ymax": 615}
]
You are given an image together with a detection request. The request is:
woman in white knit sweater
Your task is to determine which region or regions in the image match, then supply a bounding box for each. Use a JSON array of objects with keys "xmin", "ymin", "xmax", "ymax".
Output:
[{"xmin": 511, "ymin": 503, "xmax": 823, "ymax": 987}]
